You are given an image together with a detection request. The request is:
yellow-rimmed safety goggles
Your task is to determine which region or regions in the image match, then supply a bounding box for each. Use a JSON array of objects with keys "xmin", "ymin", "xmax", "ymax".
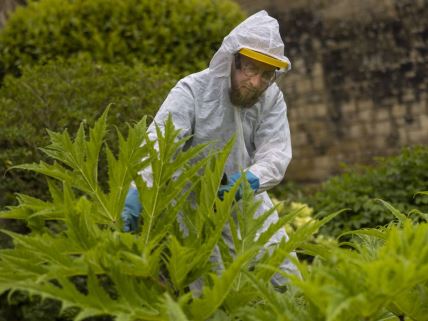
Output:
[{"xmin": 239, "ymin": 48, "xmax": 288, "ymax": 69}]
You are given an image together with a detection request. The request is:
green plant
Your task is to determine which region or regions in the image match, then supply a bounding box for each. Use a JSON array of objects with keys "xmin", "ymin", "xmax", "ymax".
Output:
[
  {"xmin": 0, "ymin": 0, "xmax": 245, "ymax": 78},
  {"xmin": 288, "ymin": 200, "xmax": 428, "ymax": 321},
  {"xmin": 270, "ymin": 180, "xmax": 309, "ymax": 204},
  {"xmin": 0, "ymin": 109, "xmax": 316, "ymax": 320},
  {"xmin": 307, "ymin": 146, "xmax": 428, "ymax": 237},
  {"xmin": 3, "ymin": 108, "xmax": 424, "ymax": 320},
  {"xmin": 0, "ymin": 58, "xmax": 177, "ymax": 208}
]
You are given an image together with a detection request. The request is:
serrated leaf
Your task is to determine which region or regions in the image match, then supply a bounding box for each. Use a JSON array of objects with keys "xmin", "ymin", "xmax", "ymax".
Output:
[{"xmin": 190, "ymin": 249, "xmax": 257, "ymax": 320}]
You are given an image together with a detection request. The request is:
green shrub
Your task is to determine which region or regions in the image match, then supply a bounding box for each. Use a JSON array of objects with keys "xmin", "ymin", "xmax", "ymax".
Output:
[
  {"xmin": 0, "ymin": 58, "xmax": 178, "ymax": 208},
  {"xmin": 1, "ymin": 110, "xmax": 427, "ymax": 320},
  {"xmin": 307, "ymin": 146, "xmax": 428, "ymax": 237},
  {"xmin": 0, "ymin": 110, "xmax": 316, "ymax": 320},
  {"xmin": 289, "ymin": 202, "xmax": 428, "ymax": 321},
  {"xmin": 0, "ymin": 0, "xmax": 245, "ymax": 78}
]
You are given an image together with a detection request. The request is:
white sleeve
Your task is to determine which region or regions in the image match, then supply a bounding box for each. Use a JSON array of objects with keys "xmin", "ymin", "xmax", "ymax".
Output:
[
  {"xmin": 139, "ymin": 79, "xmax": 195, "ymax": 186},
  {"xmin": 247, "ymin": 90, "xmax": 292, "ymax": 191},
  {"xmin": 148, "ymin": 79, "xmax": 195, "ymax": 141}
]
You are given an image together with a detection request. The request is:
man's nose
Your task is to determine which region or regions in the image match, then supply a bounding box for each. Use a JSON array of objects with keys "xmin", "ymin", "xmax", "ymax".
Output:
[{"xmin": 248, "ymin": 73, "xmax": 263, "ymax": 88}]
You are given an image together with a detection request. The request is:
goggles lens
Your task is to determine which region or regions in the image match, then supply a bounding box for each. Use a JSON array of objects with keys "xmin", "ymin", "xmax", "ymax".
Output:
[{"xmin": 236, "ymin": 54, "xmax": 277, "ymax": 86}]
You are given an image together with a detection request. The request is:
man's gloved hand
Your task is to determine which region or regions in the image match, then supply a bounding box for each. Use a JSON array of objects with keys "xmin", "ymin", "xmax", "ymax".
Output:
[
  {"xmin": 121, "ymin": 186, "xmax": 142, "ymax": 232},
  {"xmin": 217, "ymin": 171, "xmax": 260, "ymax": 201}
]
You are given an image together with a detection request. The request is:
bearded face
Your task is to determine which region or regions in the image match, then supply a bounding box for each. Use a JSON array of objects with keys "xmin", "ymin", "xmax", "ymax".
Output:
[{"xmin": 229, "ymin": 54, "xmax": 277, "ymax": 108}]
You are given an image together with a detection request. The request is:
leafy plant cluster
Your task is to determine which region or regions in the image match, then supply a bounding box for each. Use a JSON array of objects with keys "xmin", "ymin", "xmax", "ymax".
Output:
[
  {"xmin": 0, "ymin": 111, "xmax": 427, "ymax": 321},
  {"xmin": 0, "ymin": 110, "xmax": 314, "ymax": 320},
  {"xmin": 292, "ymin": 198, "xmax": 428, "ymax": 321},
  {"xmin": 0, "ymin": 58, "xmax": 177, "ymax": 209},
  {"xmin": 305, "ymin": 146, "xmax": 428, "ymax": 237},
  {"xmin": 0, "ymin": 0, "xmax": 245, "ymax": 79}
]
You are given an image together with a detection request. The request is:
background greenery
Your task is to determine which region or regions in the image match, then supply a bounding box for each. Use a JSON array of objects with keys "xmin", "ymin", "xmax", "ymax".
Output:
[
  {"xmin": 312, "ymin": 146, "xmax": 428, "ymax": 236},
  {"xmin": 0, "ymin": 58, "xmax": 177, "ymax": 208},
  {"xmin": 0, "ymin": 0, "xmax": 244, "ymax": 80},
  {"xmin": 273, "ymin": 146, "xmax": 428, "ymax": 237}
]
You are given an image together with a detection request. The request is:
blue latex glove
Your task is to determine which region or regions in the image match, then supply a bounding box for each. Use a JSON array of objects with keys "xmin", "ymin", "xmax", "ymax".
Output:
[
  {"xmin": 218, "ymin": 171, "xmax": 260, "ymax": 201},
  {"xmin": 121, "ymin": 187, "xmax": 142, "ymax": 232}
]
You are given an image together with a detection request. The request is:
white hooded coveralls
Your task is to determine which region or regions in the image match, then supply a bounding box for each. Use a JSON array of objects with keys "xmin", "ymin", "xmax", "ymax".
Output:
[{"xmin": 143, "ymin": 10, "xmax": 298, "ymax": 278}]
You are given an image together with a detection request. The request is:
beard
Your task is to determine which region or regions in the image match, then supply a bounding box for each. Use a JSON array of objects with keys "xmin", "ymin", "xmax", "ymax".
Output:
[{"xmin": 229, "ymin": 82, "xmax": 264, "ymax": 108}]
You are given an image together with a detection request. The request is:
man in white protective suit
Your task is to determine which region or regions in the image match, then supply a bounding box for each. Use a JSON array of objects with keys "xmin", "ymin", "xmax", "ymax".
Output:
[{"xmin": 121, "ymin": 10, "xmax": 300, "ymax": 285}]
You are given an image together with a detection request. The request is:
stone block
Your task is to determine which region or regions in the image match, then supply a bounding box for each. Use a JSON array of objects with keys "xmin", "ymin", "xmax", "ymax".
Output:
[
  {"xmin": 312, "ymin": 63, "xmax": 323, "ymax": 77},
  {"xmin": 298, "ymin": 78, "xmax": 312, "ymax": 94},
  {"xmin": 395, "ymin": 117, "xmax": 407, "ymax": 126},
  {"xmin": 349, "ymin": 124, "xmax": 365, "ymax": 138},
  {"xmin": 288, "ymin": 159, "xmax": 331, "ymax": 183},
  {"xmin": 362, "ymin": 123, "xmax": 375, "ymax": 136},
  {"xmin": 374, "ymin": 135, "xmax": 387, "ymax": 149},
  {"xmin": 342, "ymin": 102, "xmax": 356, "ymax": 115},
  {"xmin": 419, "ymin": 114, "xmax": 428, "ymax": 129},
  {"xmin": 308, "ymin": 92, "xmax": 324, "ymax": 104},
  {"xmin": 316, "ymin": 155, "xmax": 331, "ymax": 169},
  {"xmin": 311, "ymin": 75, "xmax": 325, "ymax": 92},
  {"xmin": 359, "ymin": 109, "xmax": 373, "ymax": 121},
  {"xmin": 375, "ymin": 108, "xmax": 390, "ymax": 121},
  {"xmin": 314, "ymin": 103, "xmax": 328, "ymax": 117},
  {"xmin": 398, "ymin": 127, "xmax": 409, "ymax": 144},
  {"xmin": 392, "ymin": 104, "xmax": 406, "ymax": 118},
  {"xmin": 293, "ymin": 132, "xmax": 308, "ymax": 145},
  {"xmin": 288, "ymin": 108, "xmax": 299, "ymax": 121},
  {"xmin": 408, "ymin": 129, "xmax": 428, "ymax": 143},
  {"xmin": 376, "ymin": 121, "xmax": 392, "ymax": 135},
  {"xmin": 310, "ymin": 120, "xmax": 331, "ymax": 137},
  {"xmin": 402, "ymin": 90, "xmax": 416, "ymax": 103},
  {"xmin": 293, "ymin": 145, "xmax": 316, "ymax": 158},
  {"xmin": 356, "ymin": 100, "xmax": 373, "ymax": 112}
]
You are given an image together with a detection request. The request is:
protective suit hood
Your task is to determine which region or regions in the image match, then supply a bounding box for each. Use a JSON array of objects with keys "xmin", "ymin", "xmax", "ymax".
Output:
[{"xmin": 209, "ymin": 10, "xmax": 291, "ymax": 78}]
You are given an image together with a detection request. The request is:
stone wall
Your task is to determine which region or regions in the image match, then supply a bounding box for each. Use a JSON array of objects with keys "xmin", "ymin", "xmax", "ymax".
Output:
[{"xmin": 237, "ymin": 0, "xmax": 428, "ymax": 183}]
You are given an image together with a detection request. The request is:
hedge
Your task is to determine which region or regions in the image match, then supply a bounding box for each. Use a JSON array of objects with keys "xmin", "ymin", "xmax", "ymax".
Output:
[
  {"xmin": 0, "ymin": 57, "xmax": 178, "ymax": 208},
  {"xmin": 306, "ymin": 146, "xmax": 428, "ymax": 237},
  {"xmin": 0, "ymin": 0, "xmax": 245, "ymax": 79}
]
